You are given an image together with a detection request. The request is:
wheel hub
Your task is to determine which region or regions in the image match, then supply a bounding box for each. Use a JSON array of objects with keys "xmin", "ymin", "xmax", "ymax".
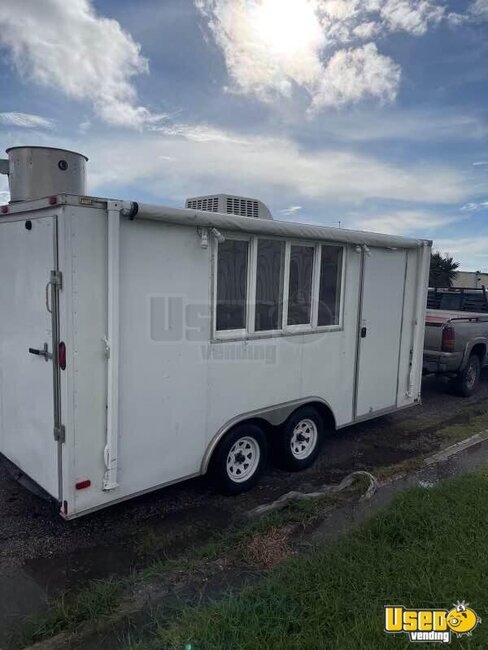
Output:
[
  {"xmin": 290, "ymin": 418, "xmax": 318, "ymax": 460},
  {"xmin": 226, "ymin": 436, "xmax": 261, "ymax": 483},
  {"xmin": 235, "ymin": 451, "xmax": 246, "ymax": 464}
]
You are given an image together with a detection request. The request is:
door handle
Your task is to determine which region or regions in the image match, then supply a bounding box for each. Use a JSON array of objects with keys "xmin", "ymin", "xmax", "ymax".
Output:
[
  {"xmin": 29, "ymin": 343, "xmax": 52, "ymax": 361},
  {"xmin": 361, "ymin": 327, "xmax": 367, "ymax": 338},
  {"xmin": 45, "ymin": 280, "xmax": 53, "ymax": 314}
]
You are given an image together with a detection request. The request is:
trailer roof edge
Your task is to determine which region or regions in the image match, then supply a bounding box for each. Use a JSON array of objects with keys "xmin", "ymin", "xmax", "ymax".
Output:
[
  {"xmin": 122, "ymin": 201, "xmax": 431, "ymax": 250},
  {"xmin": 0, "ymin": 194, "xmax": 432, "ymax": 249}
]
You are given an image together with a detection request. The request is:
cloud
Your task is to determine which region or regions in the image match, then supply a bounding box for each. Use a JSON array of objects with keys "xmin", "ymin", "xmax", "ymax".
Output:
[
  {"xmin": 308, "ymin": 109, "xmax": 488, "ymax": 143},
  {"xmin": 470, "ymin": 0, "xmax": 488, "ymax": 19},
  {"xmin": 461, "ymin": 200, "xmax": 488, "ymax": 212},
  {"xmin": 281, "ymin": 206, "xmax": 303, "ymax": 216},
  {"xmin": 311, "ymin": 43, "xmax": 400, "ymax": 109},
  {"xmin": 148, "ymin": 120, "xmax": 250, "ymax": 144},
  {"xmin": 379, "ymin": 0, "xmax": 444, "ymax": 35},
  {"xmin": 473, "ymin": 161, "xmax": 488, "ymax": 167},
  {"xmin": 195, "ymin": 0, "xmax": 326, "ymax": 100},
  {"xmin": 196, "ymin": 0, "xmax": 450, "ymax": 110},
  {"xmin": 0, "ymin": 112, "xmax": 54, "ymax": 129},
  {"xmin": 349, "ymin": 209, "xmax": 463, "ymax": 236},
  {"xmin": 433, "ymin": 236, "xmax": 488, "ymax": 270},
  {"xmin": 0, "ymin": 0, "xmax": 151, "ymax": 127},
  {"xmin": 80, "ymin": 129, "xmax": 470, "ymax": 208}
]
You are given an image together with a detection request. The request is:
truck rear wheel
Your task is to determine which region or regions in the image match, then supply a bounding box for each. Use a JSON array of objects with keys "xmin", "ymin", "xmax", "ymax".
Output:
[
  {"xmin": 453, "ymin": 354, "xmax": 480, "ymax": 397},
  {"xmin": 210, "ymin": 423, "xmax": 267, "ymax": 494},
  {"xmin": 276, "ymin": 406, "xmax": 324, "ymax": 471}
]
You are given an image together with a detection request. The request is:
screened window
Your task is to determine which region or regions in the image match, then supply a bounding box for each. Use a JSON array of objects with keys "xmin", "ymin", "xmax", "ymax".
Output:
[
  {"xmin": 318, "ymin": 245, "xmax": 343, "ymax": 326},
  {"xmin": 255, "ymin": 239, "xmax": 285, "ymax": 331},
  {"xmin": 287, "ymin": 245, "xmax": 314, "ymax": 326},
  {"xmin": 216, "ymin": 240, "xmax": 249, "ymax": 331}
]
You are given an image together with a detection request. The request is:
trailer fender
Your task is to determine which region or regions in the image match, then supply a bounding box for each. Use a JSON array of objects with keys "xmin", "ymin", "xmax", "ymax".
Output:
[{"xmin": 201, "ymin": 397, "xmax": 336, "ymax": 474}]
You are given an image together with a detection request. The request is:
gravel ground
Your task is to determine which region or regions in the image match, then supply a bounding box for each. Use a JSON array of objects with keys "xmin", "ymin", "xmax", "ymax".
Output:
[{"xmin": 1, "ymin": 373, "xmax": 488, "ymax": 605}]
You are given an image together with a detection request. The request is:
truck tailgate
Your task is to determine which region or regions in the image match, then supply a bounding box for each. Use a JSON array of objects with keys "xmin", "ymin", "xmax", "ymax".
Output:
[{"xmin": 424, "ymin": 310, "xmax": 452, "ymax": 351}]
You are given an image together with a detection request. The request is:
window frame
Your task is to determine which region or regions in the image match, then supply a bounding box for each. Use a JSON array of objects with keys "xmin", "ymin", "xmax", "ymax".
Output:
[
  {"xmin": 212, "ymin": 234, "xmax": 346, "ymax": 342},
  {"xmin": 253, "ymin": 237, "xmax": 287, "ymax": 336},
  {"xmin": 282, "ymin": 240, "xmax": 317, "ymax": 334},
  {"xmin": 213, "ymin": 233, "xmax": 252, "ymax": 340},
  {"xmin": 316, "ymin": 242, "xmax": 346, "ymax": 329}
]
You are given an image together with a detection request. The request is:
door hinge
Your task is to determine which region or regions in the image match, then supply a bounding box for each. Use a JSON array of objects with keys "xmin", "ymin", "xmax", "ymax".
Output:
[
  {"xmin": 54, "ymin": 425, "xmax": 66, "ymax": 443},
  {"xmin": 50, "ymin": 270, "xmax": 63, "ymax": 289}
]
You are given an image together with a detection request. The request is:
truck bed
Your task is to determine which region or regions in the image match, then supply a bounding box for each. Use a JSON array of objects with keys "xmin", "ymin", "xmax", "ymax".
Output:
[
  {"xmin": 424, "ymin": 309, "xmax": 488, "ymax": 375},
  {"xmin": 425, "ymin": 309, "xmax": 488, "ymax": 325}
]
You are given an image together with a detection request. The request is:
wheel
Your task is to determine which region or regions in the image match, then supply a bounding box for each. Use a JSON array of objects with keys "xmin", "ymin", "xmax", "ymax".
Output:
[
  {"xmin": 277, "ymin": 406, "xmax": 324, "ymax": 471},
  {"xmin": 453, "ymin": 354, "xmax": 480, "ymax": 397},
  {"xmin": 209, "ymin": 423, "xmax": 267, "ymax": 494}
]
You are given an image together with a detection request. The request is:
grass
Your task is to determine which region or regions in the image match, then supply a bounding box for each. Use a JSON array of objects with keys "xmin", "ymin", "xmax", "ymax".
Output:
[
  {"xmin": 140, "ymin": 493, "xmax": 336, "ymax": 581},
  {"xmin": 127, "ymin": 468, "xmax": 488, "ymax": 650},
  {"xmin": 19, "ymin": 578, "xmax": 122, "ymax": 646},
  {"xmin": 17, "ymin": 493, "xmax": 337, "ymax": 646}
]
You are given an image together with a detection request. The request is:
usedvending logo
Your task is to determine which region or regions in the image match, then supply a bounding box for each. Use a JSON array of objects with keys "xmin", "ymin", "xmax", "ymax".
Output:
[{"xmin": 385, "ymin": 601, "xmax": 480, "ymax": 643}]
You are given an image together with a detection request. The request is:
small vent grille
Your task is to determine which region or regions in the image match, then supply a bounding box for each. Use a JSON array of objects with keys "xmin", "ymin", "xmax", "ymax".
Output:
[
  {"xmin": 226, "ymin": 197, "xmax": 259, "ymax": 218},
  {"xmin": 186, "ymin": 197, "xmax": 219, "ymax": 212}
]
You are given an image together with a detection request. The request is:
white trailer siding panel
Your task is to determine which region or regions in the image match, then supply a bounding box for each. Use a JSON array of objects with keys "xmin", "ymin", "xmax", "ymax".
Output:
[
  {"xmin": 0, "ymin": 216, "xmax": 58, "ymax": 497},
  {"xmin": 65, "ymin": 207, "xmax": 108, "ymax": 515},
  {"xmin": 116, "ymin": 219, "xmax": 210, "ymax": 496},
  {"xmin": 397, "ymin": 248, "xmax": 422, "ymax": 409}
]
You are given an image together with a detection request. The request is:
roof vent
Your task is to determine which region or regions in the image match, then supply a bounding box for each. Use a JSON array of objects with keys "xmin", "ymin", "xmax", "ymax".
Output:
[
  {"xmin": 185, "ymin": 194, "xmax": 273, "ymax": 220},
  {"xmin": 1, "ymin": 146, "xmax": 87, "ymax": 203}
]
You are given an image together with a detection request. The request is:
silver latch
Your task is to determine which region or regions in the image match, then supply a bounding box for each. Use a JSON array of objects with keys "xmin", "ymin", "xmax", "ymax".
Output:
[
  {"xmin": 28, "ymin": 343, "xmax": 52, "ymax": 362},
  {"xmin": 53, "ymin": 425, "xmax": 66, "ymax": 443},
  {"xmin": 50, "ymin": 270, "xmax": 63, "ymax": 289}
]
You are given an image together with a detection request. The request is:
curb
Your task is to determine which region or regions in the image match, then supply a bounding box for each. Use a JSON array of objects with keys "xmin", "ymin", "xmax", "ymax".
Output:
[{"xmin": 424, "ymin": 429, "xmax": 488, "ymax": 466}]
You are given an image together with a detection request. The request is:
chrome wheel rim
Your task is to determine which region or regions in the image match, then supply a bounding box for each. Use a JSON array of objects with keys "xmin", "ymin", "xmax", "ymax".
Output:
[
  {"xmin": 290, "ymin": 418, "xmax": 318, "ymax": 460},
  {"xmin": 226, "ymin": 436, "xmax": 260, "ymax": 483}
]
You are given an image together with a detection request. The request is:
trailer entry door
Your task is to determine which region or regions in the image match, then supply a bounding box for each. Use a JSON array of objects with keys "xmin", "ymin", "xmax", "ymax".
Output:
[
  {"xmin": 0, "ymin": 216, "xmax": 61, "ymax": 499},
  {"xmin": 355, "ymin": 248, "xmax": 407, "ymax": 418}
]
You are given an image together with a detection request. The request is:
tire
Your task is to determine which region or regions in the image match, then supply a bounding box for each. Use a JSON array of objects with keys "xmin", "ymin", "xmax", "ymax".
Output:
[
  {"xmin": 453, "ymin": 354, "xmax": 480, "ymax": 397},
  {"xmin": 277, "ymin": 406, "xmax": 324, "ymax": 471},
  {"xmin": 209, "ymin": 423, "xmax": 267, "ymax": 494}
]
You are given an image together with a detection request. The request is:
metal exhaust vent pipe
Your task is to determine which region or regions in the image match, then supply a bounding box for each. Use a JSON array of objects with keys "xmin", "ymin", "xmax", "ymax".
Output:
[{"xmin": 0, "ymin": 146, "xmax": 88, "ymax": 203}]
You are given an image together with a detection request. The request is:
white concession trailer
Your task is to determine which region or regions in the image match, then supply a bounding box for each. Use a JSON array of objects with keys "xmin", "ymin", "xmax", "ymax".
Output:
[{"xmin": 0, "ymin": 147, "xmax": 431, "ymax": 518}]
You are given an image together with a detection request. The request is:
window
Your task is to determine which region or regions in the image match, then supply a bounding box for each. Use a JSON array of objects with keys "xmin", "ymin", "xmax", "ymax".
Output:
[
  {"xmin": 216, "ymin": 239, "xmax": 248, "ymax": 331},
  {"xmin": 255, "ymin": 239, "xmax": 285, "ymax": 331},
  {"xmin": 214, "ymin": 236, "xmax": 344, "ymax": 338},
  {"xmin": 287, "ymin": 245, "xmax": 314, "ymax": 326},
  {"xmin": 318, "ymin": 245, "xmax": 343, "ymax": 326}
]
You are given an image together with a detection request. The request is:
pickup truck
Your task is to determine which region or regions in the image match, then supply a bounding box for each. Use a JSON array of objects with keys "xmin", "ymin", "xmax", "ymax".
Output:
[{"xmin": 423, "ymin": 310, "xmax": 488, "ymax": 396}]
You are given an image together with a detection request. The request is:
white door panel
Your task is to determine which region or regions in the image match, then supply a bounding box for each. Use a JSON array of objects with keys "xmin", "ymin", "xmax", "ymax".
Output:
[
  {"xmin": 355, "ymin": 249, "xmax": 406, "ymax": 418},
  {"xmin": 0, "ymin": 217, "xmax": 58, "ymax": 497}
]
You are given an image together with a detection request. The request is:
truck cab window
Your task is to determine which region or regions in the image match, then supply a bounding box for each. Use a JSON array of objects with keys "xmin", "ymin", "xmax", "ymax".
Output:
[
  {"xmin": 287, "ymin": 245, "xmax": 314, "ymax": 326},
  {"xmin": 318, "ymin": 245, "xmax": 343, "ymax": 326},
  {"xmin": 255, "ymin": 239, "xmax": 285, "ymax": 331},
  {"xmin": 216, "ymin": 239, "xmax": 249, "ymax": 331}
]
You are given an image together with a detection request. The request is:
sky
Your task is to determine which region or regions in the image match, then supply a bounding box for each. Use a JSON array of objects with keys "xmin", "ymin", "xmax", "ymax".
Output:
[{"xmin": 0, "ymin": 0, "xmax": 487, "ymax": 269}]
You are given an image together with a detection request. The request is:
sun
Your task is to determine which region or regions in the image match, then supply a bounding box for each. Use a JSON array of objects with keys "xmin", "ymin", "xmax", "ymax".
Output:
[{"xmin": 251, "ymin": 0, "xmax": 324, "ymax": 58}]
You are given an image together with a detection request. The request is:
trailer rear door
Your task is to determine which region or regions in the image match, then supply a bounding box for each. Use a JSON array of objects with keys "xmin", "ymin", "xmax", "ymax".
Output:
[
  {"xmin": 355, "ymin": 248, "xmax": 407, "ymax": 418},
  {"xmin": 0, "ymin": 216, "xmax": 61, "ymax": 499}
]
